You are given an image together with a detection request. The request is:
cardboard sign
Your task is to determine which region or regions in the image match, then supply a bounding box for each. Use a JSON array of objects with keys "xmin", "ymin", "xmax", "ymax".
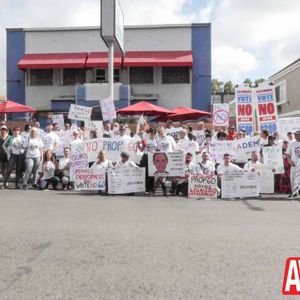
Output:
[
  {"xmin": 234, "ymin": 137, "xmax": 261, "ymax": 162},
  {"xmin": 255, "ymin": 85, "xmax": 278, "ymax": 134},
  {"xmin": 85, "ymin": 137, "xmax": 139, "ymax": 162},
  {"xmin": 209, "ymin": 140, "xmax": 236, "ymax": 163},
  {"xmin": 68, "ymin": 104, "xmax": 92, "ymax": 121},
  {"xmin": 70, "ymin": 142, "xmax": 89, "ymax": 181},
  {"xmin": 235, "ymin": 87, "xmax": 254, "ymax": 136},
  {"xmin": 108, "ymin": 168, "xmax": 145, "ymax": 194},
  {"xmin": 148, "ymin": 152, "xmax": 185, "ymax": 177},
  {"xmin": 188, "ymin": 175, "xmax": 218, "ymax": 198},
  {"xmin": 262, "ymin": 146, "xmax": 284, "ymax": 174},
  {"xmin": 221, "ymin": 172, "xmax": 259, "ymax": 198},
  {"xmin": 99, "ymin": 96, "xmax": 116, "ymax": 121},
  {"xmin": 74, "ymin": 168, "xmax": 106, "ymax": 191},
  {"xmin": 52, "ymin": 114, "xmax": 65, "ymax": 130},
  {"xmin": 213, "ymin": 103, "xmax": 229, "ymax": 127}
]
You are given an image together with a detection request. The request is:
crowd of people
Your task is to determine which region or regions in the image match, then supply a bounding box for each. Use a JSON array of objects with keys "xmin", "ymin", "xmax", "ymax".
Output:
[{"xmin": 0, "ymin": 118, "xmax": 299, "ymax": 198}]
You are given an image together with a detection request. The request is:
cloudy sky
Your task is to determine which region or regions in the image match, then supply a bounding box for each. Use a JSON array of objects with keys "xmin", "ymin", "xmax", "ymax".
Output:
[{"xmin": 1, "ymin": 0, "xmax": 300, "ymax": 96}]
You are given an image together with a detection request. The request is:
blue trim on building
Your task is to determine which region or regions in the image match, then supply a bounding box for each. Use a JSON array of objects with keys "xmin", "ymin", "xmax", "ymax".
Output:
[
  {"xmin": 192, "ymin": 24, "xmax": 211, "ymax": 111},
  {"xmin": 6, "ymin": 31, "xmax": 25, "ymax": 105}
]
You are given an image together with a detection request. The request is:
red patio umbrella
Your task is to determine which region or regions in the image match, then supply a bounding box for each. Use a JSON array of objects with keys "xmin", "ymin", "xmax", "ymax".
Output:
[
  {"xmin": 117, "ymin": 101, "xmax": 171, "ymax": 116},
  {"xmin": 0, "ymin": 100, "xmax": 36, "ymax": 113},
  {"xmin": 156, "ymin": 106, "xmax": 211, "ymax": 122}
]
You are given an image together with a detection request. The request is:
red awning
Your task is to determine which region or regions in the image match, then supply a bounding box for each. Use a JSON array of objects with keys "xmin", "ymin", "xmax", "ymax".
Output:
[
  {"xmin": 0, "ymin": 100, "xmax": 36, "ymax": 113},
  {"xmin": 117, "ymin": 101, "xmax": 171, "ymax": 116},
  {"xmin": 123, "ymin": 51, "xmax": 193, "ymax": 67},
  {"xmin": 86, "ymin": 52, "xmax": 122, "ymax": 68},
  {"xmin": 18, "ymin": 53, "xmax": 88, "ymax": 69}
]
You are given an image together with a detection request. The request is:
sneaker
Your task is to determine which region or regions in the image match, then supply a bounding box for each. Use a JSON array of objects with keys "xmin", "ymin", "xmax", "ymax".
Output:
[{"xmin": 23, "ymin": 185, "xmax": 28, "ymax": 191}]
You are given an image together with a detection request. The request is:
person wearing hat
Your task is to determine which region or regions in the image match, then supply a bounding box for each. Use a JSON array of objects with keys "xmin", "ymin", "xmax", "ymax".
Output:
[
  {"xmin": 2, "ymin": 127, "xmax": 24, "ymax": 189},
  {"xmin": 114, "ymin": 151, "xmax": 139, "ymax": 169},
  {"xmin": 286, "ymin": 130, "xmax": 300, "ymax": 195},
  {"xmin": 0, "ymin": 125, "xmax": 12, "ymax": 184}
]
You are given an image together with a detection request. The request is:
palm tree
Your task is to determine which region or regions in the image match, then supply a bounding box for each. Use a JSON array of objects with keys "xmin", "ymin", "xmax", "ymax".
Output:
[
  {"xmin": 243, "ymin": 78, "xmax": 252, "ymax": 85},
  {"xmin": 254, "ymin": 78, "xmax": 265, "ymax": 85},
  {"xmin": 224, "ymin": 81, "xmax": 234, "ymax": 94},
  {"xmin": 211, "ymin": 78, "xmax": 223, "ymax": 94}
]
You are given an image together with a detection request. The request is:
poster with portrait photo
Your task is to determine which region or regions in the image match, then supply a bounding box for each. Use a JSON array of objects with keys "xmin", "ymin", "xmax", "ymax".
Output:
[{"xmin": 148, "ymin": 152, "xmax": 185, "ymax": 177}]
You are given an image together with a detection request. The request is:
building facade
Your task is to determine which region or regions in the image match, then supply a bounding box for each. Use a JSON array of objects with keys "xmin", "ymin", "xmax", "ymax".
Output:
[
  {"xmin": 6, "ymin": 24, "xmax": 211, "ymax": 118},
  {"xmin": 269, "ymin": 58, "xmax": 300, "ymax": 117}
]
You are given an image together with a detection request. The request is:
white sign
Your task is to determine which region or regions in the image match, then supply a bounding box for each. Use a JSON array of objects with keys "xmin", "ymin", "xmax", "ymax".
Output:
[
  {"xmin": 84, "ymin": 121, "xmax": 103, "ymax": 139},
  {"xmin": 108, "ymin": 168, "xmax": 145, "ymax": 194},
  {"xmin": 262, "ymin": 146, "xmax": 284, "ymax": 174},
  {"xmin": 221, "ymin": 172, "xmax": 259, "ymax": 198},
  {"xmin": 52, "ymin": 114, "xmax": 64, "ymax": 130},
  {"xmin": 55, "ymin": 131, "xmax": 72, "ymax": 157},
  {"xmin": 292, "ymin": 160, "xmax": 300, "ymax": 197},
  {"xmin": 165, "ymin": 127, "xmax": 181, "ymax": 138},
  {"xmin": 277, "ymin": 118, "xmax": 300, "ymax": 137},
  {"xmin": 209, "ymin": 140, "xmax": 236, "ymax": 163},
  {"xmin": 258, "ymin": 165, "xmax": 274, "ymax": 194},
  {"xmin": 74, "ymin": 168, "xmax": 106, "ymax": 191},
  {"xmin": 213, "ymin": 103, "xmax": 229, "ymax": 127},
  {"xmin": 100, "ymin": 97, "xmax": 116, "ymax": 121},
  {"xmin": 68, "ymin": 104, "xmax": 92, "ymax": 122},
  {"xmin": 148, "ymin": 152, "xmax": 185, "ymax": 177},
  {"xmin": 234, "ymin": 137, "xmax": 261, "ymax": 162},
  {"xmin": 188, "ymin": 175, "xmax": 218, "ymax": 198},
  {"xmin": 70, "ymin": 142, "xmax": 89, "ymax": 181},
  {"xmin": 193, "ymin": 130, "xmax": 206, "ymax": 147}
]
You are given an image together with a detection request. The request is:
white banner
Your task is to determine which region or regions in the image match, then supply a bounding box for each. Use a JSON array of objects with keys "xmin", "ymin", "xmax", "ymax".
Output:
[
  {"xmin": 292, "ymin": 160, "xmax": 300, "ymax": 197},
  {"xmin": 234, "ymin": 137, "xmax": 261, "ymax": 162},
  {"xmin": 213, "ymin": 103, "xmax": 229, "ymax": 127},
  {"xmin": 74, "ymin": 168, "xmax": 106, "ymax": 191},
  {"xmin": 188, "ymin": 175, "xmax": 218, "ymax": 198},
  {"xmin": 68, "ymin": 104, "xmax": 92, "ymax": 122},
  {"xmin": 277, "ymin": 118, "xmax": 300, "ymax": 137},
  {"xmin": 148, "ymin": 152, "xmax": 185, "ymax": 177},
  {"xmin": 221, "ymin": 172, "xmax": 259, "ymax": 198},
  {"xmin": 257, "ymin": 165, "xmax": 274, "ymax": 194},
  {"xmin": 209, "ymin": 140, "xmax": 236, "ymax": 163},
  {"xmin": 177, "ymin": 139, "xmax": 199, "ymax": 154},
  {"xmin": 100, "ymin": 96, "xmax": 116, "ymax": 121},
  {"xmin": 108, "ymin": 168, "xmax": 145, "ymax": 194},
  {"xmin": 165, "ymin": 127, "xmax": 181, "ymax": 138},
  {"xmin": 262, "ymin": 146, "xmax": 284, "ymax": 174},
  {"xmin": 55, "ymin": 131, "xmax": 72, "ymax": 157},
  {"xmin": 70, "ymin": 142, "xmax": 89, "ymax": 181},
  {"xmin": 235, "ymin": 87, "xmax": 254, "ymax": 136},
  {"xmin": 52, "ymin": 114, "xmax": 65, "ymax": 130},
  {"xmin": 255, "ymin": 85, "xmax": 278, "ymax": 134},
  {"xmin": 85, "ymin": 137, "xmax": 139, "ymax": 162}
]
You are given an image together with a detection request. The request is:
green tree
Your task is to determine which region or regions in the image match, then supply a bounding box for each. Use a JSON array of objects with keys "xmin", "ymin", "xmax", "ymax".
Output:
[
  {"xmin": 243, "ymin": 78, "xmax": 252, "ymax": 85},
  {"xmin": 211, "ymin": 78, "xmax": 223, "ymax": 94},
  {"xmin": 254, "ymin": 78, "xmax": 265, "ymax": 85},
  {"xmin": 224, "ymin": 81, "xmax": 234, "ymax": 94}
]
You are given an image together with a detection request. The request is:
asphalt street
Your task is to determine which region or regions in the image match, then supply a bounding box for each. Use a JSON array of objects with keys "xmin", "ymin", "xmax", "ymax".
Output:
[{"xmin": 0, "ymin": 190, "xmax": 299, "ymax": 300}]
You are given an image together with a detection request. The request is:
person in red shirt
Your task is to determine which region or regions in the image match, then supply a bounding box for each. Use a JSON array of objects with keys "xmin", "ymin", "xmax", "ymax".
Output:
[{"xmin": 227, "ymin": 126, "xmax": 236, "ymax": 140}]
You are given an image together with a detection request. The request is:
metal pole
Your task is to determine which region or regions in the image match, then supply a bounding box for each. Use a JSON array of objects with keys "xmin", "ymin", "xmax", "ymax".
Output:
[{"xmin": 108, "ymin": 41, "xmax": 114, "ymax": 101}]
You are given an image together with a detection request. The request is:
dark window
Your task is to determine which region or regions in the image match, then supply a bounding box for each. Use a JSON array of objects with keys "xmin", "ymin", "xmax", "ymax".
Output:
[
  {"xmin": 275, "ymin": 86, "xmax": 280, "ymax": 103},
  {"xmin": 95, "ymin": 69, "xmax": 106, "ymax": 82},
  {"xmin": 30, "ymin": 69, "xmax": 53, "ymax": 86},
  {"xmin": 114, "ymin": 69, "xmax": 120, "ymax": 83},
  {"xmin": 130, "ymin": 67, "xmax": 153, "ymax": 84},
  {"xmin": 63, "ymin": 68, "xmax": 86, "ymax": 85},
  {"xmin": 162, "ymin": 67, "xmax": 190, "ymax": 84}
]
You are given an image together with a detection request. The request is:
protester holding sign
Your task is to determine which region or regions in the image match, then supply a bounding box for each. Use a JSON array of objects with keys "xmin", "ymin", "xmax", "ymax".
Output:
[
  {"xmin": 195, "ymin": 151, "xmax": 215, "ymax": 176},
  {"xmin": 91, "ymin": 150, "xmax": 113, "ymax": 170},
  {"xmin": 58, "ymin": 147, "xmax": 71, "ymax": 191},
  {"xmin": 157, "ymin": 127, "xmax": 176, "ymax": 152},
  {"xmin": 114, "ymin": 151, "xmax": 139, "ymax": 169},
  {"xmin": 243, "ymin": 150, "xmax": 262, "ymax": 173}
]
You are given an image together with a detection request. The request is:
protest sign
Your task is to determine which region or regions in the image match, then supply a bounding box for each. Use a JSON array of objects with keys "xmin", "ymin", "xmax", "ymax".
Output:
[
  {"xmin": 52, "ymin": 114, "xmax": 64, "ymax": 130},
  {"xmin": 165, "ymin": 127, "xmax": 181, "ymax": 138},
  {"xmin": 209, "ymin": 140, "xmax": 236, "ymax": 163},
  {"xmin": 84, "ymin": 121, "xmax": 103, "ymax": 139},
  {"xmin": 193, "ymin": 130, "xmax": 206, "ymax": 147},
  {"xmin": 221, "ymin": 172, "xmax": 259, "ymax": 198},
  {"xmin": 235, "ymin": 87, "xmax": 254, "ymax": 135},
  {"xmin": 99, "ymin": 96, "xmax": 116, "ymax": 121},
  {"xmin": 55, "ymin": 131, "xmax": 72, "ymax": 157},
  {"xmin": 262, "ymin": 146, "xmax": 284, "ymax": 174},
  {"xmin": 188, "ymin": 175, "xmax": 218, "ymax": 198},
  {"xmin": 234, "ymin": 137, "xmax": 260, "ymax": 162},
  {"xmin": 292, "ymin": 160, "xmax": 300, "ymax": 197},
  {"xmin": 70, "ymin": 142, "xmax": 89, "ymax": 181},
  {"xmin": 85, "ymin": 137, "xmax": 139, "ymax": 162},
  {"xmin": 213, "ymin": 103, "xmax": 229, "ymax": 127},
  {"xmin": 257, "ymin": 165, "xmax": 274, "ymax": 194},
  {"xmin": 148, "ymin": 152, "xmax": 185, "ymax": 177},
  {"xmin": 108, "ymin": 168, "xmax": 145, "ymax": 194},
  {"xmin": 255, "ymin": 85, "xmax": 278, "ymax": 134},
  {"xmin": 177, "ymin": 139, "xmax": 199, "ymax": 154},
  {"xmin": 277, "ymin": 118, "xmax": 300, "ymax": 138},
  {"xmin": 74, "ymin": 168, "xmax": 106, "ymax": 191},
  {"xmin": 68, "ymin": 104, "xmax": 92, "ymax": 122}
]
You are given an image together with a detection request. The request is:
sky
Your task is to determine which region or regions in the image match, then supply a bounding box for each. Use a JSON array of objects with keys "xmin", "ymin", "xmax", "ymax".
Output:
[{"xmin": 0, "ymin": 0, "xmax": 300, "ymax": 96}]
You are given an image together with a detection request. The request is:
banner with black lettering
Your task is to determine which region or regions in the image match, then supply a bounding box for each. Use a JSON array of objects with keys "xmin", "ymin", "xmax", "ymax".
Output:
[{"xmin": 188, "ymin": 175, "xmax": 218, "ymax": 198}]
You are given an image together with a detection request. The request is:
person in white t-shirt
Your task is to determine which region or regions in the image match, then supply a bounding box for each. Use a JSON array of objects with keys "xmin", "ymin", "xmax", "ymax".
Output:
[
  {"xmin": 195, "ymin": 151, "xmax": 215, "ymax": 176},
  {"xmin": 157, "ymin": 127, "xmax": 176, "ymax": 152},
  {"xmin": 43, "ymin": 123, "xmax": 59, "ymax": 152},
  {"xmin": 22, "ymin": 127, "xmax": 44, "ymax": 190},
  {"xmin": 58, "ymin": 147, "xmax": 71, "ymax": 190},
  {"xmin": 217, "ymin": 153, "xmax": 244, "ymax": 176},
  {"xmin": 243, "ymin": 150, "xmax": 262, "ymax": 173},
  {"xmin": 91, "ymin": 150, "xmax": 113, "ymax": 170},
  {"xmin": 114, "ymin": 151, "xmax": 139, "ymax": 169},
  {"xmin": 286, "ymin": 130, "xmax": 300, "ymax": 192}
]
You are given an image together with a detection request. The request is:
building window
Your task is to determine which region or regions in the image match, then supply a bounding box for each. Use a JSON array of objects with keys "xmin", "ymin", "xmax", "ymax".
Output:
[
  {"xmin": 30, "ymin": 69, "xmax": 53, "ymax": 86},
  {"xmin": 114, "ymin": 69, "xmax": 120, "ymax": 83},
  {"xmin": 95, "ymin": 69, "xmax": 106, "ymax": 82},
  {"xmin": 162, "ymin": 67, "xmax": 190, "ymax": 84},
  {"xmin": 275, "ymin": 80, "xmax": 286, "ymax": 104},
  {"xmin": 129, "ymin": 67, "xmax": 153, "ymax": 84},
  {"xmin": 63, "ymin": 68, "xmax": 86, "ymax": 85}
]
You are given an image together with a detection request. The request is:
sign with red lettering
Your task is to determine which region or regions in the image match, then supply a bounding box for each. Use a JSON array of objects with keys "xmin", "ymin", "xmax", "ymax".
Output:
[
  {"xmin": 282, "ymin": 257, "xmax": 300, "ymax": 295},
  {"xmin": 255, "ymin": 85, "xmax": 278, "ymax": 134},
  {"xmin": 188, "ymin": 175, "xmax": 218, "ymax": 198},
  {"xmin": 235, "ymin": 87, "xmax": 254, "ymax": 136}
]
